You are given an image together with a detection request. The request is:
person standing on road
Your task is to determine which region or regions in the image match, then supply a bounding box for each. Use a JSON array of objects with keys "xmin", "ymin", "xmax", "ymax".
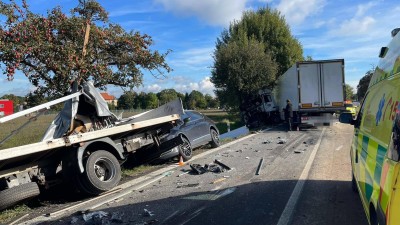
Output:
[{"xmin": 285, "ymin": 99, "xmax": 293, "ymax": 131}]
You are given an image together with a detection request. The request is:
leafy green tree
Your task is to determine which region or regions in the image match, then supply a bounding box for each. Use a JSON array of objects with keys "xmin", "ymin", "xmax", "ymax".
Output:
[
  {"xmin": 0, "ymin": 0, "xmax": 171, "ymax": 98},
  {"xmin": 183, "ymin": 93, "xmax": 190, "ymax": 109},
  {"xmin": 157, "ymin": 89, "xmax": 178, "ymax": 105},
  {"xmin": 356, "ymin": 69, "xmax": 374, "ymax": 101},
  {"xmin": 212, "ymin": 38, "xmax": 278, "ymax": 109},
  {"xmin": 118, "ymin": 91, "xmax": 136, "ymax": 109},
  {"xmin": 143, "ymin": 92, "xmax": 158, "ymax": 109},
  {"xmin": 25, "ymin": 92, "xmax": 45, "ymax": 108},
  {"xmin": 211, "ymin": 7, "xmax": 303, "ymax": 110},
  {"xmin": 205, "ymin": 94, "xmax": 219, "ymax": 109},
  {"xmin": 345, "ymin": 84, "xmax": 355, "ymax": 100},
  {"xmin": 188, "ymin": 90, "xmax": 207, "ymax": 109}
]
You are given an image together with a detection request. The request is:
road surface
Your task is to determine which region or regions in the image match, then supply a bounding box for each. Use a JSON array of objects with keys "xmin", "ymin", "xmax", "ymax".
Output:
[{"xmin": 21, "ymin": 122, "xmax": 367, "ymax": 225}]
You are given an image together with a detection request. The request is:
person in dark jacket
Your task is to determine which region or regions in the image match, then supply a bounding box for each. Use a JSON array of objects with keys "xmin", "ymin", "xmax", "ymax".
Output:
[{"xmin": 285, "ymin": 99, "xmax": 293, "ymax": 131}]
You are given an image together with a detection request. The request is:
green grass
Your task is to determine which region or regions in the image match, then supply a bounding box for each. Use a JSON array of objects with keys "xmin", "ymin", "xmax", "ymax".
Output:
[
  {"xmin": 0, "ymin": 204, "xmax": 30, "ymax": 224},
  {"xmin": 121, "ymin": 164, "xmax": 153, "ymax": 178},
  {"xmin": 0, "ymin": 114, "xmax": 56, "ymax": 150},
  {"xmin": 201, "ymin": 110, "xmax": 244, "ymax": 134}
]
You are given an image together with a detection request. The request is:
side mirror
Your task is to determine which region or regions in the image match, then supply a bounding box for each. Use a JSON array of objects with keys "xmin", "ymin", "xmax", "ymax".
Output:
[
  {"xmin": 339, "ymin": 112, "xmax": 355, "ymax": 125},
  {"xmin": 183, "ymin": 117, "xmax": 190, "ymax": 124}
]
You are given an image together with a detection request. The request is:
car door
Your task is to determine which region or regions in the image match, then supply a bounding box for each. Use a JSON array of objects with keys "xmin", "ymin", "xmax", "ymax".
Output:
[{"xmin": 192, "ymin": 111, "xmax": 211, "ymax": 145}]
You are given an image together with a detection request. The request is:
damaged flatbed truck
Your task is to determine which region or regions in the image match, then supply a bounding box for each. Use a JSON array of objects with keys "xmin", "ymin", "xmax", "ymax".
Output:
[{"xmin": 0, "ymin": 81, "xmax": 184, "ymax": 210}]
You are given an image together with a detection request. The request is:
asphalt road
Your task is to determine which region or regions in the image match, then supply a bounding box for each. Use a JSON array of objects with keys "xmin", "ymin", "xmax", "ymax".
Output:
[{"xmin": 23, "ymin": 122, "xmax": 368, "ymax": 225}]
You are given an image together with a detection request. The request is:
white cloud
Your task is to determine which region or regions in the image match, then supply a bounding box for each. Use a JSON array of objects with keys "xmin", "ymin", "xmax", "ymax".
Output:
[
  {"xmin": 355, "ymin": 1, "xmax": 378, "ymax": 18},
  {"xmin": 146, "ymin": 84, "xmax": 162, "ymax": 93},
  {"xmin": 277, "ymin": 0, "xmax": 325, "ymax": 25},
  {"xmin": 154, "ymin": 0, "xmax": 247, "ymax": 26},
  {"xmin": 170, "ymin": 76, "xmax": 215, "ymax": 96},
  {"xmin": 329, "ymin": 16, "xmax": 376, "ymax": 37}
]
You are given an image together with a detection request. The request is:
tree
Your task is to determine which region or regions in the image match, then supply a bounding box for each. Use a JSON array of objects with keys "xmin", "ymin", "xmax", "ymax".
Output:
[
  {"xmin": 212, "ymin": 38, "xmax": 278, "ymax": 109},
  {"xmin": 0, "ymin": 0, "xmax": 171, "ymax": 98},
  {"xmin": 356, "ymin": 69, "xmax": 374, "ymax": 101},
  {"xmin": 117, "ymin": 91, "xmax": 136, "ymax": 109},
  {"xmin": 345, "ymin": 84, "xmax": 355, "ymax": 100},
  {"xmin": 143, "ymin": 92, "xmax": 158, "ymax": 109},
  {"xmin": 157, "ymin": 89, "xmax": 178, "ymax": 105},
  {"xmin": 205, "ymin": 94, "xmax": 219, "ymax": 109},
  {"xmin": 188, "ymin": 90, "xmax": 207, "ymax": 109},
  {"xmin": 211, "ymin": 7, "xmax": 303, "ymax": 110}
]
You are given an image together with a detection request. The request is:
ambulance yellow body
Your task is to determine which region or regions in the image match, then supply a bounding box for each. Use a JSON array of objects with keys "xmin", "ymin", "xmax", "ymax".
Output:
[{"xmin": 340, "ymin": 28, "xmax": 400, "ymax": 225}]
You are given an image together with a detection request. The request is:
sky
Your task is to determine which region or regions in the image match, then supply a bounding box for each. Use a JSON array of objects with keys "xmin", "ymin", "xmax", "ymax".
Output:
[{"xmin": 1, "ymin": 0, "xmax": 399, "ymax": 98}]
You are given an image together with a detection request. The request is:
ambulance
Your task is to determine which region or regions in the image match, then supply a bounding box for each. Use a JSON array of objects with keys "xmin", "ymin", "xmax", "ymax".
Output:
[{"xmin": 340, "ymin": 27, "xmax": 400, "ymax": 225}]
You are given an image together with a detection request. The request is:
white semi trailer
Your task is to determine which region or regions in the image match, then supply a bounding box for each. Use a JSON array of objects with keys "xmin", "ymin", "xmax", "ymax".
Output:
[{"xmin": 241, "ymin": 59, "xmax": 346, "ymax": 128}]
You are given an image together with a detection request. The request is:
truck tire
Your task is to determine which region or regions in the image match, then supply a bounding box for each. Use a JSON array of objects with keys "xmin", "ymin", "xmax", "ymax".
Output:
[
  {"xmin": 210, "ymin": 128, "xmax": 220, "ymax": 148},
  {"xmin": 0, "ymin": 182, "xmax": 40, "ymax": 211},
  {"xmin": 80, "ymin": 150, "xmax": 121, "ymax": 195},
  {"xmin": 178, "ymin": 137, "xmax": 192, "ymax": 161}
]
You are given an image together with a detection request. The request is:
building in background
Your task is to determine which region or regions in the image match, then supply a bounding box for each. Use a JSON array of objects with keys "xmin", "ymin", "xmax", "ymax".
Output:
[
  {"xmin": 100, "ymin": 93, "xmax": 118, "ymax": 107},
  {"xmin": 0, "ymin": 100, "xmax": 13, "ymax": 116}
]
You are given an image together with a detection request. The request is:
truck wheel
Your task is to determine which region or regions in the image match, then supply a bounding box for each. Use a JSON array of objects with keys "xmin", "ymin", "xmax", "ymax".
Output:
[
  {"xmin": 210, "ymin": 128, "xmax": 220, "ymax": 148},
  {"xmin": 0, "ymin": 182, "xmax": 40, "ymax": 211},
  {"xmin": 80, "ymin": 150, "xmax": 121, "ymax": 195},
  {"xmin": 178, "ymin": 137, "xmax": 192, "ymax": 161}
]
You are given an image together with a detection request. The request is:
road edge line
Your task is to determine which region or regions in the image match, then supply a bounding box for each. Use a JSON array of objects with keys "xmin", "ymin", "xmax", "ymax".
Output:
[{"xmin": 276, "ymin": 128, "xmax": 326, "ymax": 225}]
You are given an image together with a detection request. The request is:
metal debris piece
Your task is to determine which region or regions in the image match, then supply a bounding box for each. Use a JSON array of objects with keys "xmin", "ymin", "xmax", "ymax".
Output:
[
  {"xmin": 205, "ymin": 164, "xmax": 223, "ymax": 173},
  {"xmin": 177, "ymin": 171, "xmax": 190, "ymax": 177},
  {"xmin": 214, "ymin": 159, "xmax": 232, "ymax": 171},
  {"xmin": 177, "ymin": 183, "xmax": 200, "ymax": 188},
  {"xmin": 236, "ymin": 149, "xmax": 243, "ymax": 153},
  {"xmin": 294, "ymin": 150, "xmax": 303, "ymax": 153},
  {"xmin": 255, "ymin": 158, "xmax": 264, "ymax": 175},
  {"xmin": 263, "ymin": 140, "xmax": 272, "ymax": 144},
  {"xmin": 190, "ymin": 164, "xmax": 208, "ymax": 174},
  {"xmin": 143, "ymin": 209, "xmax": 154, "ymax": 217}
]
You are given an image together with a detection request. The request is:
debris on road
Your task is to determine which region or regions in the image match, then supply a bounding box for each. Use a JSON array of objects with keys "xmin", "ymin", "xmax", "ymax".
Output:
[
  {"xmin": 82, "ymin": 211, "xmax": 108, "ymax": 224},
  {"xmin": 190, "ymin": 164, "xmax": 208, "ymax": 174},
  {"xmin": 294, "ymin": 150, "xmax": 303, "ymax": 154},
  {"xmin": 263, "ymin": 140, "xmax": 272, "ymax": 144},
  {"xmin": 177, "ymin": 183, "xmax": 200, "ymax": 188},
  {"xmin": 245, "ymin": 157, "xmax": 250, "ymax": 159},
  {"xmin": 214, "ymin": 159, "xmax": 232, "ymax": 171},
  {"xmin": 143, "ymin": 209, "xmax": 154, "ymax": 217},
  {"xmin": 277, "ymin": 137, "xmax": 287, "ymax": 144},
  {"xmin": 70, "ymin": 217, "xmax": 79, "ymax": 224},
  {"xmin": 177, "ymin": 170, "xmax": 191, "ymax": 177},
  {"xmin": 211, "ymin": 178, "xmax": 227, "ymax": 184},
  {"xmin": 255, "ymin": 158, "xmax": 264, "ymax": 175}
]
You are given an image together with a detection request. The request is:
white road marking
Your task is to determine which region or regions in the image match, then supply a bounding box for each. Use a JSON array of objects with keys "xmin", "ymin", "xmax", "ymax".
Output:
[
  {"xmin": 276, "ymin": 128, "xmax": 326, "ymax": 225},
  {"xmin": 335, "ymin": 145, "xmax": 343, "ymax": 151}
]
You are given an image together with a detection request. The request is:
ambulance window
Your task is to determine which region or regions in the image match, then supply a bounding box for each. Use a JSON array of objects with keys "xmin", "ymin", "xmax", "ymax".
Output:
[
  {"xmin": 355, "ymin": 93, "xmax": 368, "ymax": 127},
  {"xmin": 388, "ymin": 112, "xmax": 400, "ymax": 161}
]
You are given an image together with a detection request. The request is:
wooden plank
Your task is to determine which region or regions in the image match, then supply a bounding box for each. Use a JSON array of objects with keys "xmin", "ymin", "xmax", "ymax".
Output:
[{"xmin": 0, "ymin": 114, "xmax": 179, "ymax": 161}]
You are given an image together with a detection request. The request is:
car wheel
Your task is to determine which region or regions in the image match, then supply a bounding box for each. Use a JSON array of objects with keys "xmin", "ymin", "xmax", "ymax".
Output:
[
  {"xmin": 210, "ymin": 128, "xmax": 220, "ymax": 148},
  {"xmin": 79, "ymin": 150, "xmax": 121, "ymax": 195},
  {"xmin": 178, "ymin": 137, "xmax": 192, "ymax": 161}
]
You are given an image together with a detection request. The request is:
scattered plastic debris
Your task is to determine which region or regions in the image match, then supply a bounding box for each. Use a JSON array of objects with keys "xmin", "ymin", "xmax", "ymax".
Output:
[
  {"xmin": 82, "ymin": 211, "xmax": 109, "ymax": 224},
  {"xmin": 143, "ymin": 209, "xmax": 154, "ymax": 217},
  {"xmin": 294, "ymin": 150, "xmax": 303, "ymax": 153},
  {"xmin": 277, "ymin": 138, "xmax": 287, "ymax": 144},
  {"xmin": 211, "ymin": 178, "xmax": 226, "ymax": 184},
  {"xmin": 245, "ymin": 157, "xmax": 250, "ymax": 159}
]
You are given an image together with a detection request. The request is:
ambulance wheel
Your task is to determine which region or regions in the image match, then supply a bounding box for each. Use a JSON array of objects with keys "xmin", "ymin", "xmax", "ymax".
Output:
[
  {"xmin": 0, "ymin": 182, "xmax": 40, "ymax": 211},
  {"xmin": 80, "ymin": 150, "xmax": 121, "ymax": 195},
  {"xmin": 351, "ymin": 173, "xmax": 358, "ymax": 193}
]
